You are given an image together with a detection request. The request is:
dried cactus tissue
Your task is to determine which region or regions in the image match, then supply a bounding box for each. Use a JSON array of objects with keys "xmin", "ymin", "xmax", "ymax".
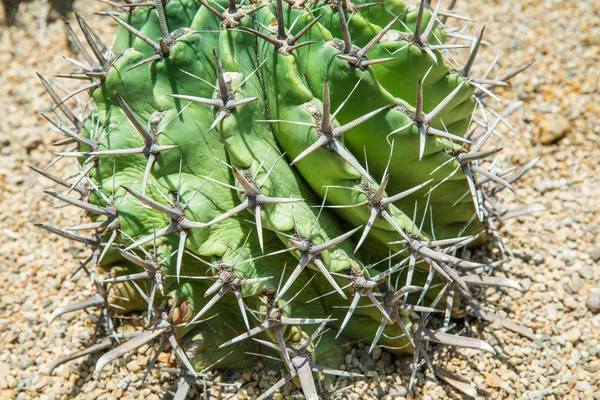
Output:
[{"xmin": 2, "ymin": 0, "xmax": 597, "ymax": 398}]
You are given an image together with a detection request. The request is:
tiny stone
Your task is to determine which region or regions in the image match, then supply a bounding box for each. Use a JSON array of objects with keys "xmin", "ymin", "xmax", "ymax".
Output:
[
  {"xmin": 365, "ymin": 370, "xmax": 378, "ymax": 378},
  {"xmin": 359, "ymin": 353, "xmax": 375, "ymax": 371},
  {"xmin": 561, "ymin": 370, "xmax": 572, "ymax": 384},
  {"xmin": 538, "ymin": 115, "xmax": 569, "ymax": 144},
  {"xmin": 17, "ymin": 332, "xmax": 28, "ymax": 344},
  {"xmin": 546, "ymin": 304, "xmax": 558, "ymax": 316},
  {"xmin": 589, "ymin": 341, "xmax": 600, "ymax": 356},
  {"xmin": 372, "ymin": 347, "xmax": 382, "ymax": 361},
  {"xmin": 586, "ymin": 290, "xmax": 600, "ymax": 314},
  {"xmin": 374, "ymin": 384, "xmax": 386, "ymax": 397},
  {"xmin": 532, "ymin": 254, "xmax": 545, "ymax": 265},
  {"xmin": 5, "ymin": 332, "xmax": 17, "ymax": 344},
  {"xmin": 346, "ymin": 354, "xmax": 352, "ymax": 365},
  {"xmin": 563, "ymin": 296, "xmax": 578, "ymax": 310},
  {"xmin": 116, "ymin": 379, "xmax": 129, "ymax": 390},
  {"xmin": 562, "ymin": 327, "xmax": 582, "ymax": 343},
  {"xmin": 575, "ymin": 381, "xmax": 591, "ymax": 392},
  {"xmin": 17, "ymin": 356, "xmax": 34, "ymax": 370},
  {"xmin": 32, "ymin": 377, "xmax": 48, "ymax": 391},
  {"xmin": 380, "ymin": 352, "xmax": 392, "ymax": 367},
  {"xmin": 6, "ymin": 376, "xmax": 17, "ymax": 389},
  {"xmin": 578, "ymin": 266, "xmax": 594, "ymax": 280},
  {"xmin": 485, "ymin": 373, "xmax": 500, "ymax": 388},
  {"xmin": 570, "ymin": 348, "xmax": 581, "ymax": 364},
  {"xmin": 589, "ymin": 248, "xmax": 600, "ymax": 262},
  {"xmin": 137, "ymin": 344, "xmax": 149, "ymax": 355},
  {"xmin": 566, "ymin": 275, "xmax": 583, "ymax": 294},
  {"xmin": 389, "ymin": 385, "xmax": 407, "ymax": 396},
  {"xmin": 241, "ymin": 372, "xmax": 252, "ymax": 382},
  {"xmin": 527, "ymin": 390, "xmax": 544, "ymax": 400},
  {"xmin": 126, "ymin": 360, "xmax": 141, "ymax": 373}
]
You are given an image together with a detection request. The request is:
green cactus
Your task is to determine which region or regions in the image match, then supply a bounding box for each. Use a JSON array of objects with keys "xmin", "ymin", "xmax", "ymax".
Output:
[{"xmin": 36, "ymin": 0, "xmax": 541, "ymax": 397}]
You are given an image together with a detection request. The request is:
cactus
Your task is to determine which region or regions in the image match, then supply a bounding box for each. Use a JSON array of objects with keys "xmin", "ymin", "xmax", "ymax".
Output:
[{"xmin": 36, "ymin": 0, "xmax": 542, "ymax": 397}]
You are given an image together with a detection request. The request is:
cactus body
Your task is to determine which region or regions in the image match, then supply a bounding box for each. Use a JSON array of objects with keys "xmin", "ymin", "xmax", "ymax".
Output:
[{"xmin": 37, "ymin": 0, "xmax": 540, "ymax": 397}]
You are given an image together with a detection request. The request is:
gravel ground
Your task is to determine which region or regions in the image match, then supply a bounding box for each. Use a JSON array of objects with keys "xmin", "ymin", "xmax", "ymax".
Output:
[{"xmin": 1, "ymin": 0, "xmax": 599, "ymax": 399}]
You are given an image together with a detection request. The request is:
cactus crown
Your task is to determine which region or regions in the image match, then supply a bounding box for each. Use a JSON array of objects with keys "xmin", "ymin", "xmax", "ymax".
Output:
[{"xmin": 37, "ymin": 0, "xmax": 540, "ymax": 397}]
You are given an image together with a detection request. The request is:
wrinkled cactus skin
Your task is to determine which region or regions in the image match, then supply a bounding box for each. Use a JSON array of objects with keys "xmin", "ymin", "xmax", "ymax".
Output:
[{"xmin": 38, "ymin": 0, "xmax": 539, "ymax": 397}]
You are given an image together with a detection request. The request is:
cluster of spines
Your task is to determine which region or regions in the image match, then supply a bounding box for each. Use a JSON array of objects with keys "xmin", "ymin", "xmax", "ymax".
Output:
[{"xmin": 34, "ymin": 0, "xmax": 545, "ymax": 398}]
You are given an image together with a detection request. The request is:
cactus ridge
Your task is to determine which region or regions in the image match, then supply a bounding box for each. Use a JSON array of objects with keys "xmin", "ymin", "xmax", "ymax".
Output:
[{"xmin": 35, "ymin": 0, "xmax": 543, "ymax": 397}]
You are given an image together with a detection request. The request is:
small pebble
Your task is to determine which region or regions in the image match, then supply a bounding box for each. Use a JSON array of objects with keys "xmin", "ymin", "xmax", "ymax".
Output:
[
  {"xmin": 563, "ymin": 296, "xmax": 578, "ymax": 310},
  {"xmin": 538, "ymin": 115, "xmax": 569, "ymax": 144},
  {"xmin": 372, "ymin": 347, "xmax": 382, "ymax": 361},
  {"xmin": 589, "ymin": 248, "xmax": 600, "ymax": 262},
  {"xmin": 389, "ymin": 385, "xmax": 408, "ymax": 396},
  {"xmin": 586, "ymin": 290, "xmax": 600, "ymax": 314}
]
